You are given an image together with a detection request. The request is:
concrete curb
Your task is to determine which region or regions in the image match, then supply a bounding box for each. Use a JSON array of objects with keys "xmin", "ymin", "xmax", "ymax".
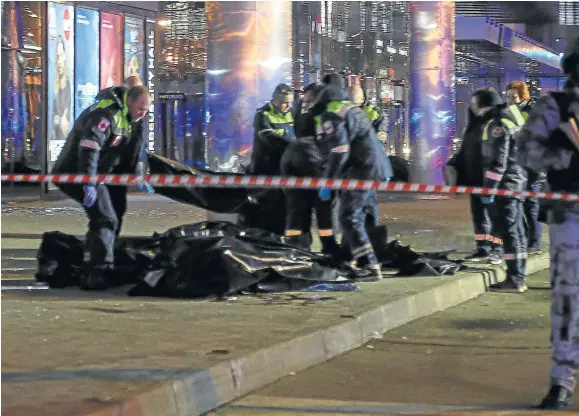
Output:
[{"xmin": 77, "ymin": 253, "xmax": 548, "ymax": 416}]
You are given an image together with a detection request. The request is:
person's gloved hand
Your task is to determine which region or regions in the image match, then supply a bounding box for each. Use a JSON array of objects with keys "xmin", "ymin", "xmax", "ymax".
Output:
[
  {"xmin": 384, "ymin": 176, "xmax": 391, "ymax": 183},
  {"xmin": 137, "ymin": 183, "xmax": 155, "ymax": 194},
  {"xmin": 319, "ymin": 188, "xmax": 331, "ymax": 201},
  {"xmin": 83, "ymin": 184, "xmax": 97, "ymax": 208},
  {"xmin": 135, "ymin": 161, "xmax": 154, "ymax": 194},
  {"xmin": 480, "ymin": 196, "xmax": 495, "ymax": 205}
]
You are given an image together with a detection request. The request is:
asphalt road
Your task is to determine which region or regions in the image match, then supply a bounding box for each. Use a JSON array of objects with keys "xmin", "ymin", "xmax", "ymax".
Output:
[{"xmin": 213, "ymin": 269, "xmax": 579, "ymax": 416}]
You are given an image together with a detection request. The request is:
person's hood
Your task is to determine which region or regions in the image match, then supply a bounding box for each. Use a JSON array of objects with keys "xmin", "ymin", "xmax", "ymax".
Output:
[{"xmin": 309, "ymin": 86, "xmax": 349, "ymax": 116}]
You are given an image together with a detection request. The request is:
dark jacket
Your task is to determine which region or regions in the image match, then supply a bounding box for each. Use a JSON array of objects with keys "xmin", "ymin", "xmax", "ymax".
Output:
[
  {"xmin": 447, "ymin": 108, "xmax": 485, "ymax": 186},
  {"xmin": 52, "ymin": 88, "xmax": 140, "ymax": 176},
  {"xmin": 250, "ymin": 102, "xmax": 295, "ymax": 175},
  {"xmin": 516, "ymin": 99, "xmax": 546, "ymax": 187},
  {"xmin": 310, "ymin": 86, "xmax": 393, "ymax": 181},
  {"xmin": 480, "ymin": 104, "xmax": 527, "ymax": 195},
  {"xmin": 516, "ymin": 84, "xmax": 579, "ymax": 193}
]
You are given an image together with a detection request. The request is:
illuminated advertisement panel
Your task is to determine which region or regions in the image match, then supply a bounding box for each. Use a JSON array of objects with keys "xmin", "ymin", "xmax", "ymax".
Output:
[
  {"xmin": 74, "ymin": 7, "xmax": 99, "ymax": 118},
  {"xmin": 511, "ymin": 35, "xmax": 561, "ymax": 69},
  {"xmin": 124, "ymin": 16, "xmax": 145, "ymax": 83},
  {"xmin": 100, "ymin": 12, "xmax": 123, "ymax": 89},
  {"xmin": 47, "ymin": 2, "xmax": 74, "ymax": 171}
]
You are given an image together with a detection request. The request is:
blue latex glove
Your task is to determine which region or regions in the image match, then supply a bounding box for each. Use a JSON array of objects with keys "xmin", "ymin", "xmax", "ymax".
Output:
[
  {"xmin": 384, "ymin": 176, "xmax": 391, "ymax": 182},
  {"xmin": 137, "ymin": 183, "xmax": 155, "ymax": 194},
  {"xmin": 480, "ymin": 196, "xmax": 495, "ymax": 205},
  {"xmin": 83, "ymin": 184, "xmax": 97, "ymax": 208},
  {"xmin": 319, "ymin": 188, "xmax": 331, "ymax": 201}
]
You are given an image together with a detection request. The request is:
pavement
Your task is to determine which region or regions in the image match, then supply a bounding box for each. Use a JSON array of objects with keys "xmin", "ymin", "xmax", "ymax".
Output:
[
  {"xmin": 217, "ymin": 269, "xmax": 577, "ymax": 416},
  {"xmin": 1, "ymin": 194, "xmax": 552, "ymax": 416}
]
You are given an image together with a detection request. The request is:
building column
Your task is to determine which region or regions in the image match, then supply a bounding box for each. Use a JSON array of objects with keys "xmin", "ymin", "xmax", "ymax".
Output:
[
  {"xmin": 204, "ymin": 1, "xmax": 292, "ymax": 164},
  {"xmin": 408, "ymin": 1, "xmax": 456, "ymax": 185}
]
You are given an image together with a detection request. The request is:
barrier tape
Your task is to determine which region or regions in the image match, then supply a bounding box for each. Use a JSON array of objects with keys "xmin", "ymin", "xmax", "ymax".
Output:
[{"xmin": 1, "ymin": 173, "xmax": 578, "ymax": 201}]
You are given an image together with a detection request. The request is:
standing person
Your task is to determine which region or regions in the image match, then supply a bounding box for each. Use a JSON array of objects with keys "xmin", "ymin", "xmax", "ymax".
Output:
[
  {"xmin": 349, "ymin": 85, "xmax": 388, "ymax": 144},
  {"xmin": 52, "ymin": 86, "xmax": 151, "ymax": 290},
  {"xmin": 506, "ymin": 81, "xmax": 545, "ymax": 254},
  {"xmin": 243, "ymin": 84, "xmax": 295, "ymax": 235},
  {"xmin": 310, "ymin": 76, "xmax": 393, "ymax": 281},
  {"xmin": 516, "ymin": 35, "xmax": 579, "ymax": 410},
  {"xmin": 446, "ymin": 107, "xmax": 503, "ymax": 263},
  {"xmin": 282, "ymin": 82, "xmax": 342, "ymax": 257},
  {"xmin": 470, "ymin": 87, "xmax": 528, "ymax": 293}
]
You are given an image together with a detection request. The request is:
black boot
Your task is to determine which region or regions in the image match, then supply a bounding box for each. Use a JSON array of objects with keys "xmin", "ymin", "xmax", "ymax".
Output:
[
  {"xmin": 80, "ymin": 265, "xmax": 111, "ymax": 291},
  {"xmin": 284, "ymin": 233, "xmax": 311, "ymax": 250},
  {"xmin": 320, "ymin": 236, "xmax": 347, "ymax": 260},
  {"xmin": 355, "ymin": 253, "xmax": 382, "ymax": 282},
  {"xmin": 538, "ymin": 385, "xmax": 573, "ymax": 410}
]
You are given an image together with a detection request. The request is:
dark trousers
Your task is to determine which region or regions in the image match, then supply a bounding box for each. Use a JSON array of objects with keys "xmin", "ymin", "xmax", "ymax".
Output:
[
  {"xmin": 491, "ymin": 198, "xmax": 527, "ymax": 284},
  {"xmin": 340, "ymin": 190, "xmax": 379, "ymax": 267},
  {"xmin": 285, "ymin": 189, "xmax": 334, "ymax": 233},
  {"xmin": 524, "ymin": 181, "xmax": 543, "ymax": 250},
  {"xmin": 469, "ymin": 195, "xmax": 502, "ymax": 254},
  {"xmin": 58, "ymin": 184, "xmax": 127, "ymax": 267}
]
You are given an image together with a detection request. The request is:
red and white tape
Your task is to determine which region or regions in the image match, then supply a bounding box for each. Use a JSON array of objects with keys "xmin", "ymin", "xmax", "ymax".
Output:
[{"xmin": 2, "ymin": 173, "xmax": 578, "ymax": 201}]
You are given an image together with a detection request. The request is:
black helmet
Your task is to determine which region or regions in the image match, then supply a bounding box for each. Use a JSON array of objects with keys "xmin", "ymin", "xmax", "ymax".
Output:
[{"xmin": 562, "ymin": 35, "xmax": 579, "ymax": 81}]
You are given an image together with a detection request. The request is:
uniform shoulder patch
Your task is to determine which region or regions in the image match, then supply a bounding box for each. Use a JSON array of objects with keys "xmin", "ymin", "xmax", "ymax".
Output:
[
  {"xmin": 97, "ymin": 118, "xmax": 111, "ymax": 132},
  {"xmin": 491, "ymin": 126, "xmax": 504, "ymax": 138}
]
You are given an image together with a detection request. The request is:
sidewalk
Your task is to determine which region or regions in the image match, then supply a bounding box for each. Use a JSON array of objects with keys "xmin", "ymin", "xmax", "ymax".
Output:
[{"xmin": 1, "ymin": 196, "xmax": 551, "ymax": 416}]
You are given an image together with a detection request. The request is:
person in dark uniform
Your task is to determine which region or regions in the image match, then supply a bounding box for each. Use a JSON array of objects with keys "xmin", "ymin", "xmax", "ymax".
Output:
[
  {"xmin": 446, "ymin": 107, "xmax": 503, "ymax": 263},
  {"xmin": 516, "ymin": 35, "xmax": 579, "ymax": 410},
  {"xmin": 52, "ymin": 85, "xmax": 151, "ymax": 290},
  {"xmin": 241, "ymin": 84, "xmax": 295, "ymax": 235},
  {"xmin": 281, "ymin": 82, "xmax": 342, "ymax": 257},
  {"xmin": 470, "ymin": 87, "xmax": 528, "ymax": 293},
  {"xmin": 96, "ymin": 76, "xmax": 153, "ymax": 195},
  {"xmin": 309, "ymin": 77, "xmax": 393, "ymax": 281},
  {"xmin": 506, "ymin": 81, "xmax": 545, "ymax": 255}
]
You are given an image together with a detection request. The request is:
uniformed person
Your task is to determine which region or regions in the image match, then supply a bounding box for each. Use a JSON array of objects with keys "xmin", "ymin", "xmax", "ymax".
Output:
[
  {"xmin": 516, "ymin": 35, "xmax": 579, "ymax": 410},
  {"xmin": 349, "ymin": 85, "xmax": 388, "ymax": 144},
  {"xmin": 243, "ymin": 84, "xmax": 296, "ymax": 235},
  {"xmin": 52, "ymin": 85, "xmax": 151, "ymax": 290},
  {"xmin": 281, "ymin": 83, "xmax": 342, "ymax": 257},
  {"xmin": 96, "ymin": 76, "xmax": 153, "ymax": 195},
  {"xmin": 309, "ymin": 77, "xmax": 393, "ymax": 281},
  {"xmin": 506, "ymin": 81, "xmax": 545, "ymax": 254},
  {"xmin": 470, "ymin": 87, "xmax": 528, "ymax": 293},
  {"xmin": 446, "ymin": 106, "xmax": 503, "ymax": 262}
]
